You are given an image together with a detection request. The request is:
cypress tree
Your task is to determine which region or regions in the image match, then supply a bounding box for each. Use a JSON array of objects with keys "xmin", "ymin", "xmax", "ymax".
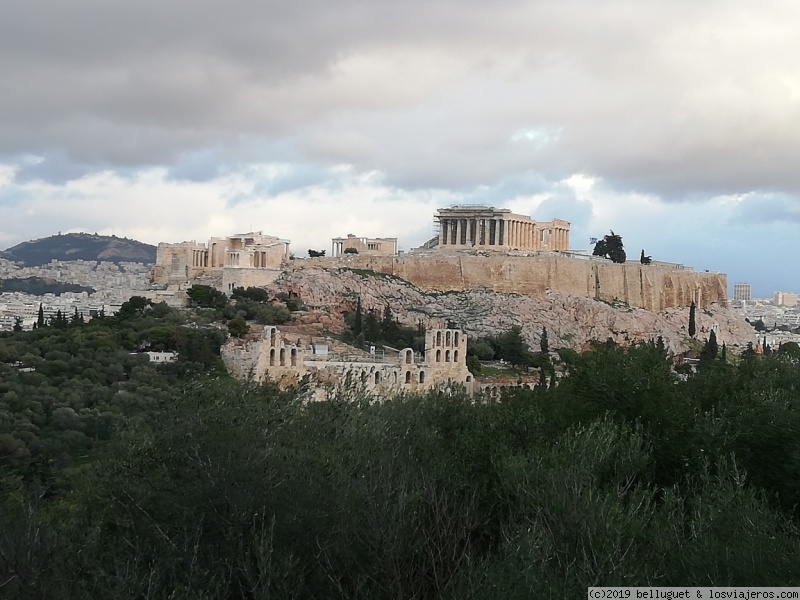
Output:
[
  {"xmin": 688, "ymin": 302, "xmax": 696, "ymax": 338},
  {"xmin": 37, "ymin": 303, "xmax": 45, "ymax": 328},
  {"xmin": 540, "ymin": 326, "xmax": 549, "ymax": 354},
  {"xmin": 708, "ymin": 329, "xmax": 718, "ymax": 359},
  {"xmin": 353, "ymin": 297, "xmax": 363, "ymax": 337},
  {"xmin": 721, "ymin": 342, "xmax": 727, "ymax": 362},
  {"xmin": 699, "ymin": 330, "xmax": 719, "ymax": 366}
]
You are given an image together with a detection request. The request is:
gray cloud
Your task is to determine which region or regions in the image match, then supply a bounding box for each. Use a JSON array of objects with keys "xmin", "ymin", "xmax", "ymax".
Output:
[{"xmin": 3, "ymin": 0, "xmax": 800, "ymax": 201}]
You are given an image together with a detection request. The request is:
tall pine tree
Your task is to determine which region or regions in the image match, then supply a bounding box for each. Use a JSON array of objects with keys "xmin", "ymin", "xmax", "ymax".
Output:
[
  {"xmin": 353, "ymin": 297, "xmax": 363, "ymax": 337},
  {"xmin": 688, "ymin": 301, "xmax": 696, "ymax": 338}
]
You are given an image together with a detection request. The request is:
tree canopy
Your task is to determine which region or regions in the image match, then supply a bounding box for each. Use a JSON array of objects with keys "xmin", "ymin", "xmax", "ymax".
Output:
[
  {"xmin": 592, "ymin": 231, "xmax": 627, "ymax": 263},
  {"xmin": 3, "ymin": 307, "xmax": 800, "ymax": 596}
]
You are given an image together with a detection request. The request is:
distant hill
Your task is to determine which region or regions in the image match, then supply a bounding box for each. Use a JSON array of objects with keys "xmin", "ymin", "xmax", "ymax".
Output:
[
  {"xmin": 0, "ymin": 277, "xmax": 95, "ymax": 296},
  {"xmin": 0, "ymin": 233, "xmax": 157, "ymax": 266}
]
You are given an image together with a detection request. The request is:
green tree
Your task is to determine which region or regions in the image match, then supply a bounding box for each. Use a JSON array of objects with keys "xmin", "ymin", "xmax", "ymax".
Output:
[
  {"xmin": 640, "ymin": 249, "xmax": 652, "ymax": 265},
  {"xmin": 12, "ymin": 317, "xmax": 23, "ymax": 332},
  {"xmin": 186, "ymin": 285, "xmax": 227, "ymax": 310},
  {"xmin": 70, "ymin": 307, "xmax": 84, "ymax": 326},
  {"xmin": 53, "ymin": 309, "xmax": 67, "ymax": 329},
  {"xmin": 231, "ymin": 286, "xmax": 270, "ymax": 302},
  {"xmin": 364, "ymin": 309, "xmax": 381, "ymax": 343},
  {"xmin": 540, "ymin": 327, "xmax": 549, "ymax": 354},
  {"xmin": 592, "ymin": 231, "xmax": 626, "ymax": 263},
  {"xmin": 699, "ymin": 330, "xmax": 718, "ymax": 367},
  {"xmin": 778, "ymin": 341, "xmax": 800, "ymax": 358},
  {"xmin": 496, "ymin": 326, "xmax": 533, "ymax": 367},
  {"xmin": 343, "ymin": 247, "xmax": 358, "ymax": 254},
  {"xmin": 466, "ymin": 354, "xmax": 482, "ymax": 374},
  {"xmin": 468, "ymin": 338, "xmax": 495, "ymax": 360},
  {"xmin": 689, "ymin": 301, "xmax": 697, "ymax": 338},
  {"xmin": 353, "ymin": 297, "xmax": 363, "ymax": 337},
  {"xmin": 226, "ymin": 315, "xmax": 250, "ymax": 338},
  {"xmin": 37, "ymin": 303, "xmax": 45, "ymax": 328},
  {"xmin": 307, "ymin": 249, "xmax": 326, "ymax": 257},
  {"xmin": 117, "ymin": 295, "xmax": 151, "ymax": 318}
]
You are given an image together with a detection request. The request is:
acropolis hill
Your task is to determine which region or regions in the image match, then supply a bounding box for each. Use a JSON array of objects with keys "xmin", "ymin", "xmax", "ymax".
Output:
[
  {"xmin": 152, "ymin": 205, "xmax": 728, "ymax": 311},
  {"xmin": 297, "ymin": 252, "xmax": 726, "ymax": 311}
]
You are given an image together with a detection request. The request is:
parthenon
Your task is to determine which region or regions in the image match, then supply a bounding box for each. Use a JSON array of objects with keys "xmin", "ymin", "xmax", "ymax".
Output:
[{"xmin": 435, "ymin": 206, "xmax": 570, "ymax": 252}]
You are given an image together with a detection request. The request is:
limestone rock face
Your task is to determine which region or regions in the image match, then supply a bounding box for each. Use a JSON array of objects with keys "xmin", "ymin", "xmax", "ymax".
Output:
[
  {"xmin": 269, "ymin": 268, "xmax": 755, "ymax": 353},
  {"xmin": 295, "ymin": 252, "xmax": 728, "ymax": 310}
]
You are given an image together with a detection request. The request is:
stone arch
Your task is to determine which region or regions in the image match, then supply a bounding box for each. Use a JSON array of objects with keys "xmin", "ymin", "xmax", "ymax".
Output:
[
  {"xmin": 454, "ymin": 332, "xmax": 459, "ymax": 346},
  {"xmin": 445, "ymin": 350, "xmax": 450, "ymax": 362},
  {"xmin": 405, "ymin": 371, "xmax": 411, "ymax": 384},
  {"xmin": 361, "ymin": 370, "xmax": 367, "ymax": 383},
  {"xmin": 290, "ymin": 348, "xmax": 297, "ymax": 366},
  {"xmin": 453, "ymin": 350, "xmax": 459, "ymax": 363},
  {"xmin": 446, "ymin": 331, "xmax": 452, "ymax": 346},
  {"xmin": 269, "ymin": 348, "xmax": 275, "ymax": 366},
  {"xmin": 419, "ymin": 371, "xmax": 425, "ymax": 383},
  {"xmin": 406, "ymin": 349, "xmax": 413, "ymax": 364},
  {"xmin": 279, "ymin": 348, "xmax": 285, "ymax": 366},
  {"xmin": 436, "ymin": 331, "xmax": 442, "ymax": 346},
  {"xmin": 375, "ymin": 371, "xmax": 381, "ymax": 385},
  {"xmin": 466, "ymin": 375, "xmax": 472, "ymax": 382},
  {"xmin": 270, "ymin": 328, "xmax": 276, "ymax": 346},
  {"xmin": 436, "ymin": 349, "xmax": 441, "ymax": 362}
]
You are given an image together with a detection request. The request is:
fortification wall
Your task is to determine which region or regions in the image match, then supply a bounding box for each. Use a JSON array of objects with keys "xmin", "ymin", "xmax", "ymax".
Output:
[{"xmin": 294, "ymin": 253, "xmax": 727, "ymax": 310}]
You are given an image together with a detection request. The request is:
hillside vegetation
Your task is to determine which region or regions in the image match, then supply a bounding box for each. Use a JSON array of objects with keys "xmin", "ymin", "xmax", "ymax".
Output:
[
  {"xmin": 1, "ymin": 232, "xmax": 156, "ymax": 265},
  {"xmin": 0, "ymin": 276, "xmax": 95, "ymax": 295},
  {"xmin": 2, "ymin": 296, "xmax": 800, "ymax": 597}
]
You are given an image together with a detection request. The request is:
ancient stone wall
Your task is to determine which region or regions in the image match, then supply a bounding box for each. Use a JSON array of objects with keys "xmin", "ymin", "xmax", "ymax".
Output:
[
  {"xmin": 221, "ymin": 325, "xmax": 474, "ymax": 399},
  {"xmin": 294, "ymin": 252, "xmax": 726, "ymax": 310},
  {"xmin": 222, "ymin": 267, "xmax": 283, "ymax": 292}
]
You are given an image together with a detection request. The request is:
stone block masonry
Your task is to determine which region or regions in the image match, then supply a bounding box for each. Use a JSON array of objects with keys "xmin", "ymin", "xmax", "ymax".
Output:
[{"xmin": 296, "ymin": 252, "xmax": 727, "ymax": 310}]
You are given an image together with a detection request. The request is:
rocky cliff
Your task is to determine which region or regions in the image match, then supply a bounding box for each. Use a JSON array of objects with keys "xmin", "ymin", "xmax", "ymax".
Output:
[
  {"xmin": 269, "ymin": 267, "xmax": 754, "ymax": 354},
  {"xmin": 295, "ymin": 251, "xmax": 728, "ymax": 310}
]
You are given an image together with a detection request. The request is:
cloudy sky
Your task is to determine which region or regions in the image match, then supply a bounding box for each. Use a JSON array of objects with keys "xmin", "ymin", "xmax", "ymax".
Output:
[{"xmin": 2, "ymin": 0, "xmax": 799, "ymax": 296}]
